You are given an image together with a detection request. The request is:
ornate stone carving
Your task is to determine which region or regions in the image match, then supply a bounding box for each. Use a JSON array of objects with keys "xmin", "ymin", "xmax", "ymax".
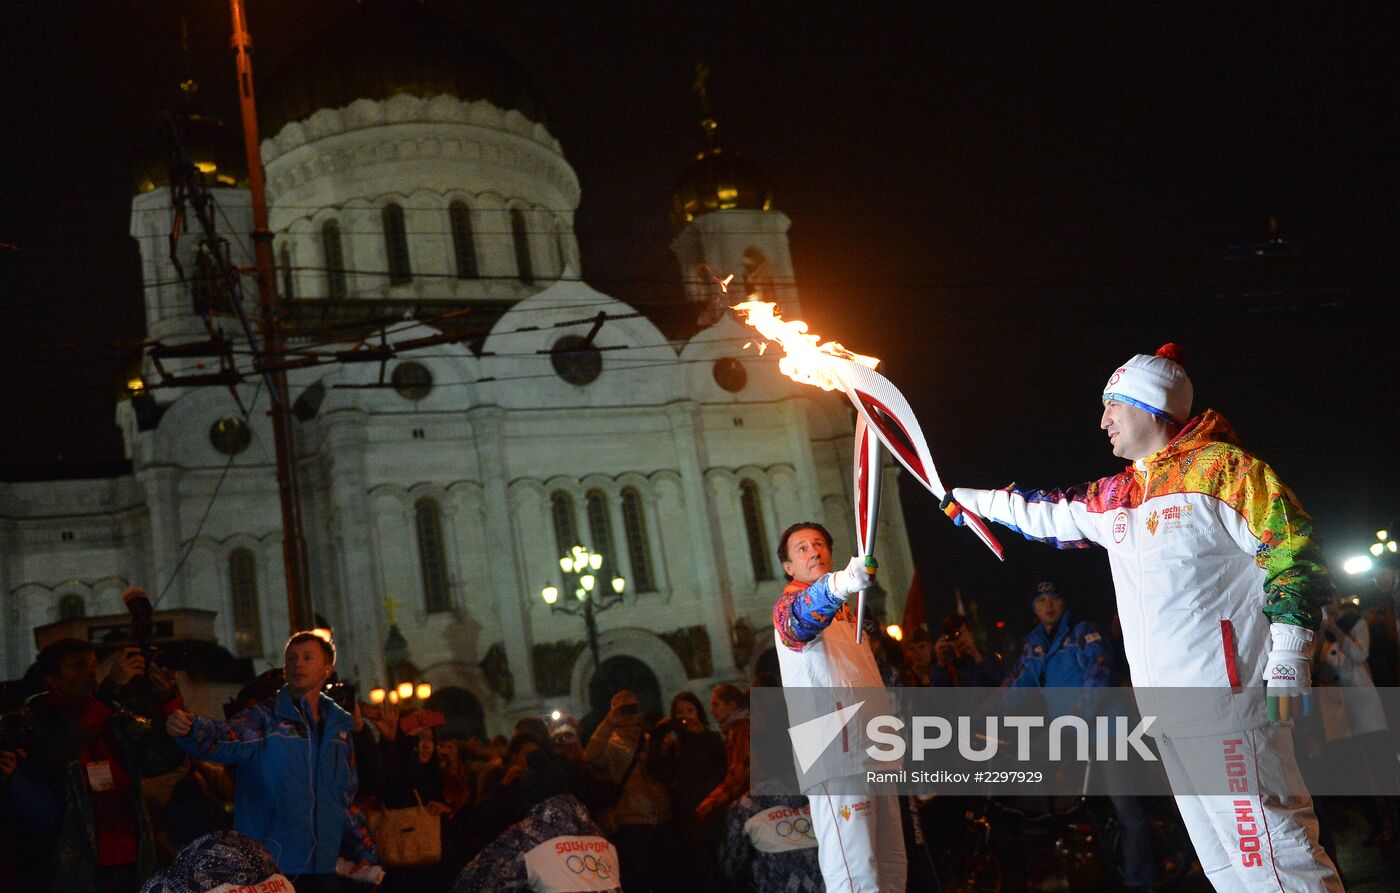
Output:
[
  {"xmin": 478, "ymin": 641, "xmax": 514, "ymax": 701},
  {"xmin": 532, "ymin": 640, "xmax": 587, "ymax": 697},
  {"xmin": 660, "ymin": 625, "xmax": 713, "ymax": 679}
]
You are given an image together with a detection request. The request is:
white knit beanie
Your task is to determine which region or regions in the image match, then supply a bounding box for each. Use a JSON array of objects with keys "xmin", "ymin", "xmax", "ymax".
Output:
[{"xmin": 1102, "ymin": 343, "xmax": 1193, "ymax": 424}]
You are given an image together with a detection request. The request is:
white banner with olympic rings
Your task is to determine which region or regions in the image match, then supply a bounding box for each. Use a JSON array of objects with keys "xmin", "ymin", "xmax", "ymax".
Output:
[
  {"xmin": 524, "ymin": 835, "xmax": 620, "ymax": 891},
  {"xmin": 745, "ymin": 803, "xmax": 819, "ymax": 854}
]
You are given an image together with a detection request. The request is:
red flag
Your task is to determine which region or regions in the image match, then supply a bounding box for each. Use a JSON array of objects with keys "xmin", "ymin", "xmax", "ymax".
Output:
[{"xmin": 901, "ymin": 570, "xmax": 927, "ymax": 636}]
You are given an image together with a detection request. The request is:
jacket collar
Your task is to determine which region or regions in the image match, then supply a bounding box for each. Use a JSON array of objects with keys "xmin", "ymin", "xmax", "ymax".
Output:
[
  {"xmin": 1027, "ymin": 612, "xmax": 1072, "ymax": 649},
  {"xmin": 1132, "ymin": 408, "xmax": 1236, "ymax": 473},
  {"xmin": 273, "ymin": 685, "xmax": 350, "ymax": 732}
]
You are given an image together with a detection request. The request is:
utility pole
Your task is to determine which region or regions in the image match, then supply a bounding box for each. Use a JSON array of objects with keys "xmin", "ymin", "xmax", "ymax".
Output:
[{"xmin": 227, "ymin": 0, "xmax": 314, "ymax": 631}]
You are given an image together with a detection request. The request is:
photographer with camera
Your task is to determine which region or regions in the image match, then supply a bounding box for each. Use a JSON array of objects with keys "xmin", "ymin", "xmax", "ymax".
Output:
[
  {"xmin": 583, "ymin": 690, "xmax": 671, "ymax": 892},
  {"xmin": 928, "ymin": 615, "xmax": 1002, "ymax": 687},
  {"xmin": 647, "ymin": 692, "xmax": 726, "ymax": 893},
  {"xmin": 165, "ymin": 630, "xmax": 379, "ymax": 892},
  {"xmin": 1, "ymin": 637, "xmax": 187, "ymax": 892}
]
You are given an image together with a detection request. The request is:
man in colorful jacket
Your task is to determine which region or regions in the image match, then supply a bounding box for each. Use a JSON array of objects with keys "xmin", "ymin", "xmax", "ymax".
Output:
[
  {"xmin": 945, "ymin": 344, "xmax": 1341, "ymax": 892},
  {"xmin": 772, "ymin": 521, "xmax": 905, "ymax": 893},
  {"xmin": 166, "ymin": 631, "xmax": 378, "ymax": 890}
]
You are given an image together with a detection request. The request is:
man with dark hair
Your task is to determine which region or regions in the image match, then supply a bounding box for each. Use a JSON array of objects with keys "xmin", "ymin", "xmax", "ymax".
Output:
[
  {"xmin": 166, "ymin": 630, "xmax": 378, "ymax": 891},
  {"xmin": 0, "ymin": 638, "xmax": 186, "ymax": 892},
  {"xmin": 771, "ymin": 520, "xmax": 905, "ymax": 892}
]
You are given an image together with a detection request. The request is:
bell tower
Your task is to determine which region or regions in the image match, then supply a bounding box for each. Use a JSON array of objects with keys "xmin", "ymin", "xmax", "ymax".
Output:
[{"xmin": 669, "ymin": 64, "xmax": 802, "ymax": 319}]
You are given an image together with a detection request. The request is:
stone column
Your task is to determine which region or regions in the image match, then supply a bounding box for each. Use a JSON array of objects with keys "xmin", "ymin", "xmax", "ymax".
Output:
[
  {"xmin": 320, "ymin": 410, "xmax": 387, "ymax": 687},
  {"xmin": 467, "ymin": 407, "xmax": 540, "ymax": 704},
  {"xmin": 665, "ymin": 402, "xmax": 740, "ymax": 677},
  {"xmin": 136, "ymin": 466, "xmax": 184, "ymax": 604},
  {"xmin": 783, "ymin": 397, "xmax": 828, "ymax": 520}
]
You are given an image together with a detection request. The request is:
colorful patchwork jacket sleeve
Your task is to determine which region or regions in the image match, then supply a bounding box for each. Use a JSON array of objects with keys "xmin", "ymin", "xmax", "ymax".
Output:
[
  {"xmin": 773, "ymin": 576, "xmax": 847, "ymax": 651},
  {"xmin": 1201, "ymin": 450, "xmax": 1331, "ymax": 630}
]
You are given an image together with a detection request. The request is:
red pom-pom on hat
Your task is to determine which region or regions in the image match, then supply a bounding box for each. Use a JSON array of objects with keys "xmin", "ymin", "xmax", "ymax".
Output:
[{"xmin": 1155, "ymin": 343, "xmax": 1187, "ymax": 366}]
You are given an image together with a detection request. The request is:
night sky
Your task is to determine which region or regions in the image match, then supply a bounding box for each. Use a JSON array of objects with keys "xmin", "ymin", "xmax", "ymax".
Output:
[{"xmin": 1, "ymin": 1, "xmax": 1396, "ymax": 633}]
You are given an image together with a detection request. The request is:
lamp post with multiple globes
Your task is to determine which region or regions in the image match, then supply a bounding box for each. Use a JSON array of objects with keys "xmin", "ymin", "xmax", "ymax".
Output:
[{"xmin": 541, "ymin": 545, "xmax": 626, "ymax": 672}]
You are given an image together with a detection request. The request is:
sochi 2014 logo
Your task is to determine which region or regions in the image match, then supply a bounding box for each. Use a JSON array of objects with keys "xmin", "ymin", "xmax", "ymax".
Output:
[
  {"xmin": 1269, "ymin": 664, "xmax": 1297, "ymax": 682},
  {"xmin": 1145, "ymin": 511, "xmax": 1160, "ymax": 536},
  {"xmin": 776, "ymin": 817, "xmax": 814, "ymax": 841},
  {"xmin": 839, "ymin": 805, "xmax": 852, "ymax": 822}
]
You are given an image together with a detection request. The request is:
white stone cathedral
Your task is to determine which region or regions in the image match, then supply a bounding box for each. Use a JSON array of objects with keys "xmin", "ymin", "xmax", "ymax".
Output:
[{"xmin": 3, "ymin": 2, "xmax": 913, "ymax": 733}]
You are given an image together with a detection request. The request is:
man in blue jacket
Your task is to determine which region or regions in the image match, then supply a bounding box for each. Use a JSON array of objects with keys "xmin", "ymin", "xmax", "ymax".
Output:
[
  {"xmin": 166, "ymin": 631, "xmax": 378, "ymax": 891},
  {"xmin": 1010, "ymin": 582, "xmax": 1153, "ymax": 892},
  {"xmin": 1010, "ymin": 581, "xmax": 1110, "ymax": 689}
]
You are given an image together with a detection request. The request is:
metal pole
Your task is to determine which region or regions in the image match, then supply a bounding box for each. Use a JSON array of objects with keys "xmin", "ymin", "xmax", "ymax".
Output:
[
  {"xmin": 228, "ymin": 0, "xmax": 313, "ymax": 631},
  {"xmin": 583, "ymin": 592, "xmax": 602, "ymax": 672}
]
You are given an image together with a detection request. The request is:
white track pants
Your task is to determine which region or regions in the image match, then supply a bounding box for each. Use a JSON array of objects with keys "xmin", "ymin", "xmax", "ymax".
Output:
[
  {"xmin": 1159, "ymin": 725, "xmax": 1342, "ymax": 892},
  {"xmin": 807, "ymin": 783, "xmax": 906, "ymax": 893}
]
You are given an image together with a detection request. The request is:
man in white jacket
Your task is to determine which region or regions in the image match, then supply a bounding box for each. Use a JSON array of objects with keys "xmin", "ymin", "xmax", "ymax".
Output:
[
  {"xmin": 771, "ymin": 521, "xmax": 905, "ymax": 893},
  {"xmin": 943, "ymin": 344, "xmax": 1342, "ymax": 892}
]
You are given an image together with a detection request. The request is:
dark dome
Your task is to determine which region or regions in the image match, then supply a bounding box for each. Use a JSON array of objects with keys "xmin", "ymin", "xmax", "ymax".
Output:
[
  {"xmin": 132, "ymin": 111, "xmax": 248, "ymax": 196},
  {"xmin": 671, "ymin": 144, "xmax": 773, "ymax": 228},
  {"xmin": 259, "ymin": 1, "xmax": 545, "ymax": 137}
]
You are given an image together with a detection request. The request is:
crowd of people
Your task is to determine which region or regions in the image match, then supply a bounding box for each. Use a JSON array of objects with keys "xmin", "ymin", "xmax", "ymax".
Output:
[
  {"xmin": 0, "ymin": 564, "xmax": 1397, "ymax": 891},
  {"xmin": 3, "ymin": 341, "xmax": 1400, "ymax": 893}
]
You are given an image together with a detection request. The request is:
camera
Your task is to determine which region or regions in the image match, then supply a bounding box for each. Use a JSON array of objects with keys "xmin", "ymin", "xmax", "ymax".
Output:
[{"xmin": 323, "ymin": 681, "xmax": 358, "ymax": 712}]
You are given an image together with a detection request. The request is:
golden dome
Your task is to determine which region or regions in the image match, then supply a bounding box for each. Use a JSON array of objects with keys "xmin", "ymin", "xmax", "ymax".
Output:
[
  {"xmin": 131, "ymin": 110, "xmax": 248, "ymax": 196},
  {"xmin": 671, "ymin": 143, "xmax": 774, "ymax": 228},
  {"xmin": 258, "ymin": 0, "xmax": 544, "ymax": 138}
]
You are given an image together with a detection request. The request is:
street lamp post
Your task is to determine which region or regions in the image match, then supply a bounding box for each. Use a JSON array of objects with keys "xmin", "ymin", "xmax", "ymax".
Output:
[{"xmin": 541, "ymin": 545, "xmax": 626, "ymax": 671}]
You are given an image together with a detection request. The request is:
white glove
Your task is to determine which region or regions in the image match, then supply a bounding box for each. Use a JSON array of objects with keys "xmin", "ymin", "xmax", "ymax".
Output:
[
  {"xmin": 829, "ymin": 556, "xmax": 875, "ymax": 600},
  {"xmin": 1262, "ymin": 623, "xmax": 1312, "ymax": 721}
]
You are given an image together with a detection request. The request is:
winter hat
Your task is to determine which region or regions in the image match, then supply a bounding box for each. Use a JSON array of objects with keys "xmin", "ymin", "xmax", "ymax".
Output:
[
  {"xmin": 1032, "ymin": 581, "xmax": 1062, "ymax": 608},
  {"xmin": 139, "ymin": 830, "xmax": 291, "ymax": 893},
  {"xmin": 1102, "ymin": 343, "xmax": 1193, "ymax": 425}
]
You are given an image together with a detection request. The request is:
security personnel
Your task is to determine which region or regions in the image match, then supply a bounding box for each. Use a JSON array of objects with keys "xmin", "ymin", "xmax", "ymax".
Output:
[{"xmin": 1009, "ymin": 581, "xmax": 1109, "ymax": 689}]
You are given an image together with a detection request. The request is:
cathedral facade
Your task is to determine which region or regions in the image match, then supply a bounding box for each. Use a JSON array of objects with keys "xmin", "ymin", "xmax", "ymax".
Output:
[{"xmin": 2, "ymin": 3, "xmax": 913, "ymax": 733}]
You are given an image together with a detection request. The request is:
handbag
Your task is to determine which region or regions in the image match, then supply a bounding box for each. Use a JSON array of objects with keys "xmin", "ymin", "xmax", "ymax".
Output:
[{"xmin": 367, "ymin": 790, "xmax": 441, "ymax": 868}]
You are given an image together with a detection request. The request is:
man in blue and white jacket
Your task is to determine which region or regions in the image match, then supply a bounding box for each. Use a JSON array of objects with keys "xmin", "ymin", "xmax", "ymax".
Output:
[{"xmin": 166, "ymin": 631, "xmax": 378, "ymax": 890}]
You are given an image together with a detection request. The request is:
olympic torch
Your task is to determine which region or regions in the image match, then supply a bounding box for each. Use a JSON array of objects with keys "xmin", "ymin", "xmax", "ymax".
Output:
[{"xmin": 733, "ymin": 300, "xmax": 1005, "ymax": 643}]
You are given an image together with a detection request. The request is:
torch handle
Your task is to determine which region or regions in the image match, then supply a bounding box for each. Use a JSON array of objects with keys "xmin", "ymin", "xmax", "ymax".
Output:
[{"xmin": 855, "ymin": 434, "xmax": 883, "ymax": 644}]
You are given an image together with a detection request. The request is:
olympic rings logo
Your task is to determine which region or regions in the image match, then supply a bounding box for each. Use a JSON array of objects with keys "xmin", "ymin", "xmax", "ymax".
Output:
[
  {"xmin": 566, "ymin": 853, "xmax": 614, "ymax": 880},
  {"xmin": 775, "ymin": 817, "xmax": 814, "ymax": 841}
]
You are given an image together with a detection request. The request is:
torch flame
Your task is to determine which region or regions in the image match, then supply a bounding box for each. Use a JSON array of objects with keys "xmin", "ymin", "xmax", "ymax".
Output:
[{"xmin": 733, "ymin": 300, "xmax": 879, "ymax": 391}]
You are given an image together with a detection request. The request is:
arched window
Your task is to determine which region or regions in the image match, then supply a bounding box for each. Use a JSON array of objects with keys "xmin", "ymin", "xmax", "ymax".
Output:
[
  {"xmin": 742, "ymin": 247, "xmax": 774, "ymax": 300},
  {"xmin": 551, "ymin": 491, "xmax": 579, "ymax": 560},
  {"xmin": 511, "ymin": 207, "xmax": 534, "ymax": 284},
  {"xmin": 322, "ymin": 219, "xmax": 347, "ymax": 298},
  {"xmin": 449, "ymin": 201, "xmax": 478, "ymax": 279},
  {"xmin": 58, "ymin": 593, "xmax": 86, "ymax": 621},
  {"xmin": 382, "ymin": 203, "xmax": 411, "ymax": 285},
  {"xmin": 229, "ymin": 548, "xmax": 263, "ymax": 657},
  {"xmin": 739, "ymin": 479, "xmax": 774, "ymax": 581},
  {"xmin": 620, "ymin": 487, "xmax": 656, "ymax": 592},
  {"xmin": 586, "ymin": 490, "xmax": 614, "ymax": 575},
  {"xmin": 278, "ymin": 244, "xmax": 295, "ymax": 299},
  {"xmin": 415, "ymin": 498, "xmax": 452, "ymax": 613}
]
